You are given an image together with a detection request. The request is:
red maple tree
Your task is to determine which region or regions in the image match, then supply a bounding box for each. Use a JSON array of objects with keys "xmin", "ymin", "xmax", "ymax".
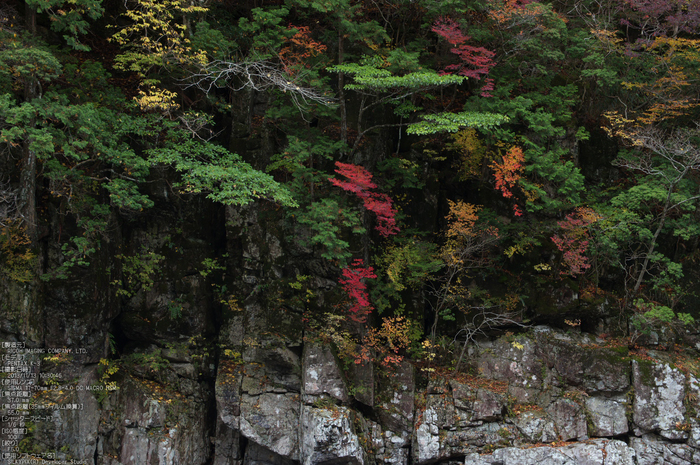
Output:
[
  {"xmin": 551, "ymin": 207, "xmax": 599, "ymax": 277},
  {"xmin": 432, "ymin": 17, "xmax": 497, "ymax": 96},
  {"xmin": 329, "ymin": 162, "xmax": 399, "ymax": 237},
  {"xmin": 338, "ymin": 259, "xmax": 377, "ymax": 323}
]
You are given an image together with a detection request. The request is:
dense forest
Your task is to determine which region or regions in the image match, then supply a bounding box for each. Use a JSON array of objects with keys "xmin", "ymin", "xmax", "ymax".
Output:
[
  {"xmin": 1, "ymin": 0, "xmax": 700, "ymax": 462},
  {"xmin": 3, "ymin": 0, "xmax": 700, "ymax": 346}
]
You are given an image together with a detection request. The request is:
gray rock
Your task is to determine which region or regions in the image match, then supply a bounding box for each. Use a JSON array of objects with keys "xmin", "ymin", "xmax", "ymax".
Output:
[
  {"xmin": 301, "ymin": 406, "xmax": 365, "ymax": 465},
  {"xmin": 477, "ymin": 338, "xmax": 545, "ymax": 395},
  {"xmin": 239, "ymin": 392, "xmax": 300, "ymax": 460},
  {"xmin": 492, "ymin": 446, "xmax": 577, "ymax": 464},
  {"xmin": 471, "ymin": 439, "xmax": 637, "ymax": 465},
  {"xmin": 243, "ymin": 441, "xmax": 298, "ymax": 465},
  {"xmin": 546, "ymin": 398, "xmax": 587, "ymax": 441},
  {"xmin": 377, "ymin": 361, "xmax": 414, "ymax": 433},
  {"xmin": 213, "ymin": 417, "xmax": 243, "ymax": 465},
  {"xmin": 380, "ymin": 429, "xmax": 411, "ymax": 465},
  {"xmin": 116, "ymin": 377, "xmax": 210, "ymax": 465},
  {"xmin": 513, "ymin": 410, "xmax": 558, "ymax": 443},
  {"xmin": 560, "ymin": 439, "xmax": 635, "ymax": 465},
  {"xmin": 414, "ymin": 405, "xmax": 441, "ymax": 463},
  {"xmin": 585, "ymin": 396, "xmax": 629, "ymax": 437},
  {"xmin": 539, "ymin": 338, "xmax": 630, "ymax": 393},
  {"xmin": 473, "ymin": 389, "xmax": 505, "ymax": 422},
  {"xmin": 631, "ymin": 433, "xmax": 700, "ymax": 465},
  {"xmin": 633, "ymin": 361, "xmax": 688, "ymax": 440},
  {"xmin": 302, "ymin": 343, "xmax": 348, "ymax": 403}
]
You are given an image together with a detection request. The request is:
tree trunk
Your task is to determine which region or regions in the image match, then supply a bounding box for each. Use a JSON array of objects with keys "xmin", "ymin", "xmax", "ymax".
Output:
[
  {"xmin": 19, "ymin": 74, "xmax": 40, "ymax": 243},
  {"xmin": 632, "ymin": 184, "xmax": 674, "ymax": 295},
  {"xmin": 18, "ymin": 140, "xmax": 37, "ymax": 243},
  {"xmin": 338, "ymin": 33, "xmax": 347, "ymax": 153},
  {"xmin": 25, "ymin": 2, "xmax": 36, "ymax": 35}
]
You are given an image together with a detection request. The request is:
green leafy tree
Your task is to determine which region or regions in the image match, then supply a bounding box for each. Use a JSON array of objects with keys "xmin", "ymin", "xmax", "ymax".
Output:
[
  {"xmin": 607, "ymin": 125, "xmax": 700, "ymax": 300},
  {"xmin": 329, "ymin": 56, "xmax": 506, "ymax": 155},
  {"xmin": 25, "ymin": 0, "xmax": 104, "ymax": 50}
]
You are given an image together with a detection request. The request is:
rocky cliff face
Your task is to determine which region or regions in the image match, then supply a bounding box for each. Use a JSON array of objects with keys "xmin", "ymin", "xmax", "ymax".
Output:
[{"xmin": 2, "ymin": 200, "xmax": 700, "ymax": 465}]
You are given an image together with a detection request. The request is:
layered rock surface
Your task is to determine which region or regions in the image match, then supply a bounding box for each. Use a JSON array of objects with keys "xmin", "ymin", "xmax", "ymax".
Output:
[{"xmin": 3, "ymin": 204, "xmax": 700, "ymax": 465}]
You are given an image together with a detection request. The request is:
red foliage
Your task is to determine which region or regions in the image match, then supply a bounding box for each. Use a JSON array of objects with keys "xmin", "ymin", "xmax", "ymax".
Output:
[
  {"xmin": 339, "ymin": 259, "xmax": 377, "ymax": 323},
  {"xmin": 432, "ymin": 17, "xmax": 496, "ymax": 96},
  {"xmin": 328, "ymin": 162, "xmax": 378, "ymax": 193},
  {"xmin": 329, "ymin": 162, "xmax": 399, "ymax": 237},
  {"xmin": 551, "ymin": 208, "xmax": 599, "ymax": 277},
  {"xmin": 490, "ymin": 146, "xmax": 525, "ymax": 216}
]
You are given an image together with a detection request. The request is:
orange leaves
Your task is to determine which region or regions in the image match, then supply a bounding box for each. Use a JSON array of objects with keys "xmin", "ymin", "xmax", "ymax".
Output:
[
  {"xmin": 357, "ymin": 316, "xmax": 413, "ymax": 368},
  {"xmin": 279, "ymin": 24, "xmax": 327, "ymax": 75},
  {"xmin": 445, "ymin": 200, "xmax": 480, "ymax": 239},
  {"xmin": 488, "ymin": 0, "xmax": 554, "ymax": 27},
  {"xmin": 441, "ymin": 200, "xmax": 499, "ymax": 268},
  {"xmin": 490, "ymin": 146, "xmax": 525, "ymax": 216}
]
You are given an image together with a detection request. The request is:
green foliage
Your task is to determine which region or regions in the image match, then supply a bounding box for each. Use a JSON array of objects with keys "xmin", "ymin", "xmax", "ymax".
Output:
[
  {"xmin": 0, "ymin": 39, "xmax": 62, "ymax": 91},
  {"xmin": 199, "ymin": 257, "xmax": 226, "ymax": 278},
  {"xmin": 376, "ymin": 157, "xmax": 425, "ymax": 189},
  {"xmin": 122, "ymin": 351, "xmax": 170, "ymax": 373},
  {"xmin": 237, "ymin": 7, "xmax": 290, "ymax": 57},
  {"xmin": 631, "ymin": 299, "xmax": 695, "ymax": 334},
  {"xmin": 27, "ymin": 0, "xmax": 104, "ymax": 50},
  {"xmin": 371, "ymin": 237, "xmax": 442, "ymax": 314},
  {"xmin": 168, "ymin": 297, "xmax": 185, "ymax": 319},
  {"xmin": 407, "ymin": 111, "xmax": 508, "ymax": 135},
  {"xmin": 149, "ymin": 129, "xmax": 298, "ymax": 207},
  {"xmin": 330, "ymin": 62, "xmax": 465, "ymax": 91},
  {"xmin": 296, "ymin": 198, "xmax": 365, "ymax": 264},
  {"xmin": 113, "ymin": 246, "xmax": 164, "ymax": 298},
  {"xmin": 267, "ymin": 134, "xmax": 344, "ymax": 201},
  {"xmin": 190, "ymin": 21, "xmax": 237, "ymax": 61}
]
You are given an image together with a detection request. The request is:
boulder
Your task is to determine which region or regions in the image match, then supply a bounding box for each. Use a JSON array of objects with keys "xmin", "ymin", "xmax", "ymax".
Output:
[
  {"xmin": 632, "ymin": 361, "xmax": 688, "ymax": 440},
  {"xmin": 302, "ymin": 343, "xmax": 348, "ymax": 403},
  {"xmin": 585, "ymin": 396, "xmax": 629, "ymax": 437},
  {"xmin": 301, "ymin": 406, "xmax": 365, "ymax": 465}
]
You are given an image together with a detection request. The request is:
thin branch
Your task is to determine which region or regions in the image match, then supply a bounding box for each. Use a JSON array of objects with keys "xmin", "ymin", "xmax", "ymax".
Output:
[{"xmin": 187, "ymin": 60, "xmax": 337, "ymax": 110}]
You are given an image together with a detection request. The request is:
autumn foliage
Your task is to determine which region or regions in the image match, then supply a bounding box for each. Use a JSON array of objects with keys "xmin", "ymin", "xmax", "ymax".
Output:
[
  {"xmin": 551, "ymin": 207, "xmax": 600, "ymax": 277},
  {"xmin": 432, "ymin": 17, "xmax": 496, "ymax": 96},
  {"xmin": 279, "ymin": 24, "xmax": 327, "ymax": 75},
  {"xmin": 329, "ymin": 162, "xmax": 399, "ymax": 237},
  {"xmin": 441, "ymin": 200, "xmax": 499, "ymax": 268},
  {"xmin": 338, "ymin": 259, "xmax": 377, "ymax": 323},
  {"xmin": 490, "ymin": 146, "xmax": 525, "ymax": 216},
  {"xmin": 356, "ymin": 316, "xmax": 413, "ymax": 368}
]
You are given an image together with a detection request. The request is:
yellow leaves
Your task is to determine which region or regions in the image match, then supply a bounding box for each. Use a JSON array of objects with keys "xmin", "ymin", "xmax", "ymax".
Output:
[
  {"xmin": 441, "ymin": 200, "xmax": 499, "ymax": 268},
  {"xmin": 111, "ymin": 0, "xmax": 209, "ymax": 77},
  {"xmin": 135, "ymin": 86, "xmax": 180, "ymax": 113},
  {"xmin": 448, "ymin": 128, "xmax": 486, "ymax": 180},
  {"xmin": 590, "ymin": 28, "xmax": 624, "ymax": 53},
  {"xmin": 0, "ymin": 221, "xmax": 36, "ymax": 283}
]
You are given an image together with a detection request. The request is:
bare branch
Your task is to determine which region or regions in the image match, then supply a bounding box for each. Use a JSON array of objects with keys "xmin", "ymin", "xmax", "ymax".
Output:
[
  {"xmin": 187, "ymin": 60, "xmax": 337, "ymax": 111},
  {"xmin": 0, "ymin": 178, "xmax": 20, "ymax": 228}
]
